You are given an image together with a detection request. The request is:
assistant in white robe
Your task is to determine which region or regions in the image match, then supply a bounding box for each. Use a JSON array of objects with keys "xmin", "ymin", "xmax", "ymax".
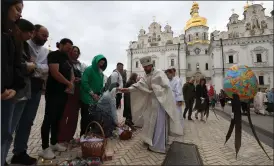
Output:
[
  {"xmin": 169, "ymin": 76, "xmax": 184, "ymax": 128},
  {"xmin": 254, "ymin": 92, "xmax": 266, "ymax": 115},
  {"xmin": 128, "ymin": 69, "xmax": 183, "ymax": 153}
]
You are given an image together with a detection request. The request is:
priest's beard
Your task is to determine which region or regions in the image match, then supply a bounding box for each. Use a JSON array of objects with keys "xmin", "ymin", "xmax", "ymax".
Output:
[
  {"xmin": 144, "ymin": 67, "xmax": 153, "ymax": 74},
  {"xmin": 144, "ymin": 70, "xmax": 151, "ymax": 74}
]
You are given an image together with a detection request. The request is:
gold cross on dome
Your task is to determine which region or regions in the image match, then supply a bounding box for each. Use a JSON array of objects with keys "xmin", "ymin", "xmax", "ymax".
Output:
[
  {"xmin": 153, "ymin": 16, "xmax": 156, "ymax": 22},
  {"xmin": 231, "ymin": 8, "xmax": 235, "ymax": 14},
  {"xmin": 260, "ymin": 2, "xmax": 264, "ymax": 6}
]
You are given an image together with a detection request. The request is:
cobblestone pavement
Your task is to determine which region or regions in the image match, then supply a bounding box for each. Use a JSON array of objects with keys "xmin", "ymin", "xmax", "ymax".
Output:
[
  {"xmin": 7, "ymin": 97, "xmax": 274, "ymax": 165},
  {"xmin": 215, "ymin": 105, "xmax": 274, "ymax": 135}
]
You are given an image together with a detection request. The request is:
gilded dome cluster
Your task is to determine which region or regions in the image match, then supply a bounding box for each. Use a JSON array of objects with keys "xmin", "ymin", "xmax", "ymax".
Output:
[{"xmin": 185, "ymin": 2, "xmax": 207, "ymax": 31}]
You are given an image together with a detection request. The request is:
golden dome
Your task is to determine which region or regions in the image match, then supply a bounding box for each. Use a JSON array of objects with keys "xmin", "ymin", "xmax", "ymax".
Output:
[{"xmin": 185, "ymin": 2, "xmax": 207, "ymax": 31}]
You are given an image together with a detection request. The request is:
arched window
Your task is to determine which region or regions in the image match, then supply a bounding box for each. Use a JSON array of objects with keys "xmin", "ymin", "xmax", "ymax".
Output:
[
  {"xmin": 188, "ymin": 34, "xmax": 191, "ymax": 42},
  {"xmin": 205, "ymin": 49, "xmax": 208, "ymax": 54},
  {"xmin": 188, "ymin": 63, "xmax": 191, "ymax": 70},
  {"xmin": 153, "ymin": 60, "xmax": 156, "ymax": 67},
  {"xmin": 196, "ymin": 63, "xmax": 200, "ymax": 70},
  {"xmin": 148, "ymin": 36, "xmax": 151, "ymax": 42},
  {"xmin": 195, "ymin": 33, "xmax": 199, "ymax": 40},
  {"xmin": 171, "ymin": 59, "xmax": 175, "ymax": 66},
  {"xmin": 205, "ymin": 63, "xmax": 208, "ymax": 70},
  {"xmin": 203, "ymin": 32, "xmax": 207, "ymax": 40},
  {"xmin": 135, "ymin": 61, "xmax": 139, "ymax": 68},
  {"xmin": 157, "ymin": 35, "xmax": 161, "ymax": 41}
]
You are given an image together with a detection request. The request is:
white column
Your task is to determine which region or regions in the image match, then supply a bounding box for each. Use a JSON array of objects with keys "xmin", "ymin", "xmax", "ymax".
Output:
[{"xmin": 214, "ymin": 73, "xmax": 224, "ymax": 92}]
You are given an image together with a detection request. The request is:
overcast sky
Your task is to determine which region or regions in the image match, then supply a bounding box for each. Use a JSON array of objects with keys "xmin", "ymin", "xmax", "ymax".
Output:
[{"xmin": 22, "ymin": 1, "xmax": 273, "ymax": 76}]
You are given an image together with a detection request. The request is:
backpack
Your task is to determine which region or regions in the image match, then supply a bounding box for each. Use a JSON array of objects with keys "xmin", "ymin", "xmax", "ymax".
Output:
[{"xmin": 103, "ymin": 70, "xmax": 120, "ymax": 92}]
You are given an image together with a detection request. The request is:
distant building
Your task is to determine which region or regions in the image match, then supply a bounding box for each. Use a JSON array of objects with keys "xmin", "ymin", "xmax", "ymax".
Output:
[
  {"xmin": 126, "ymin": 2, "xmax": 273, "ymax": 92},
  {"xmin": 209, "ymin": 3, "xmax": 273, "ymax": 92}
]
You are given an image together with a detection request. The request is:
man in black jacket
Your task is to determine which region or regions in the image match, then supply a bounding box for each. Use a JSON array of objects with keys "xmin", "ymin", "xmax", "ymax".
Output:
[
  {"xmin": 183, "ymin": 77, "xmax": 196, "ymax": 120},
  {"xmin": 9, "ymin": 24, "xmax": 49, "ymax": 165}
]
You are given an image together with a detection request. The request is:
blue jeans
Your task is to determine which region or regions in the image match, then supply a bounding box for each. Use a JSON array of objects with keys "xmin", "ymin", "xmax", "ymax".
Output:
[
  {"xmin": 1, "ymin": 99, "xmax": 15, "ymax": 165},
  {"xmin": 12, "ymin": 90, "xmax": 42, "ymax": 154},
  {"xmin": 5, "ymin": 100, "xmax": 27, "ymax": 156}
]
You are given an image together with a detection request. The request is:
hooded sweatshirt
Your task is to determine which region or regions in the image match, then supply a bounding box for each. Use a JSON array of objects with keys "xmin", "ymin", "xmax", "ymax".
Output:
[{"xmin": 80, "ymin": 54, "xmax": 107, "ymax": 105}]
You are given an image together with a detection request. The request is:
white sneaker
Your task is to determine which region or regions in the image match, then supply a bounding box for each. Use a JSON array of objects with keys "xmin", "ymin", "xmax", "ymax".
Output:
[
  {"xmin": 51, "ymin": 143, "xmax": 67, "ymax": 152},
  {"xmin": 38, "ymin": 147, "xmax": 55, "ymax": 160}
]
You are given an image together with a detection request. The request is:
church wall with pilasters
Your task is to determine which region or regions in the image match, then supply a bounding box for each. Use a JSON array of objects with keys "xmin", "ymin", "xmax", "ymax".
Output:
[{"xmin": 212, "ymin": 73, "xmax": 224, "ymax": 93}]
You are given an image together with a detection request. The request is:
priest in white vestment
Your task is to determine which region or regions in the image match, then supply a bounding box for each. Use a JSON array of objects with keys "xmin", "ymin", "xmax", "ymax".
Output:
[
  {"xmin": 165, "ymin": 68, "xmax": 184, "ymax": 128},
  {"xmin": 119, "ymin": 56, "xmax": 183, "ymax": 154}
]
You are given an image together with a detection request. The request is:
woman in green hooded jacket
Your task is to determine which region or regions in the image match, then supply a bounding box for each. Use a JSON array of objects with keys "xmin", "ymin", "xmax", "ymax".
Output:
[{"xmin": 80, "ymin": 54, "xmax": 107, "ymax": 136}]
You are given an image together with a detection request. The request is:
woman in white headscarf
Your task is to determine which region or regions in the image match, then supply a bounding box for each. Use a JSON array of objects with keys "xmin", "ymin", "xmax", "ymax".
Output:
[{"xmin": 254, "ymin": 89, "xmax": 266, "ymax": 115}]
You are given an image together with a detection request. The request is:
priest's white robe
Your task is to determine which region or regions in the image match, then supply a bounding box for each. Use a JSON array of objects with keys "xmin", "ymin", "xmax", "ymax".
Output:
[
  {"xmin": 129, "ymin": 69, "xmax": 183, "ymax": 153},
  {"xmin": 169, "ymin": 77, "xmax": 184, "ymax": 128}
]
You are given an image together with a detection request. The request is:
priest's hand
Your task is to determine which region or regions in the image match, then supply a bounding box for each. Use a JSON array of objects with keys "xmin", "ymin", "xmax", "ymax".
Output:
[
  {"xmin": 119, "ymin": 88, "xmax": 130, "ymax": 93},
  {"xmin": 177, "ymin": 101, "xmax": 183, "ymax": 106}
]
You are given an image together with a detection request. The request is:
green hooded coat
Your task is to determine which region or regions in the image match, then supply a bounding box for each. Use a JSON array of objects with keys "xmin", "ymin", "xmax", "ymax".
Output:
[{"xmin": 80, "ymin": 54, "xmax": 107, "ymax": 105}]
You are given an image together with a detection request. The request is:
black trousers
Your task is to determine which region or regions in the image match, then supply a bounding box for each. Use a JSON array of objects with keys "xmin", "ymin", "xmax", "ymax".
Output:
[
  {"xmin": 80, "ymin": 102, "xmax": 90, "ymax": 136},
  {"xmin": 220, "ymin": 98, "xmax": 226, "ymax": 108},
  {"xmin": 183, "ymin": 99, "xmax": 194, "ymax": 118},
  {"xmin": 41, "ymin": 92, "xmax": 67, "ymax": 149},
  {"xmin": 241, "ymin": 102, "xmax": 248, "ymax": 113},
  {"xmin": 116, "ymin": 93, "xmax": 122, "ymax": 109}
]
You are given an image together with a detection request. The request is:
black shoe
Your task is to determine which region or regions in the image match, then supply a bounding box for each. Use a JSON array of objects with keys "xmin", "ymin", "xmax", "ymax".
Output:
[
  {"xmin": 183, "ymin": 114, "xmax": 186, "ymax": 119},
  {"xmin": 4, "ymin": 161, "xmax": 9, "ymax": 166},
  {"xmin": 188, "ymin": 117, "xmax": 193, "ymax": 120},
  {"xmin": 125, "ymin": 119, "xmax": 134, "ymax": 126},
  {"xmin": 10, "ymin": 151, "xmax": 37, "ymax": 165}
]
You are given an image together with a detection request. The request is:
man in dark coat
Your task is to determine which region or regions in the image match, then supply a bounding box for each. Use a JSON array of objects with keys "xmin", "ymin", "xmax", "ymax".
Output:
[
  {"xmin": 183, "ymin": 77, "xmax": 196, "ymax": 120},
  {"xmin": 123, "ymin": 73, "xmax": 138, "ymax": 129}
]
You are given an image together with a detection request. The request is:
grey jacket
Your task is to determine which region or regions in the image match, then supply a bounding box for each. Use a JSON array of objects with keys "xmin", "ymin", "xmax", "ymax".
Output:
[{"xmin": 96, "ymin": 84, "xmax": 118, "ymax": 125}]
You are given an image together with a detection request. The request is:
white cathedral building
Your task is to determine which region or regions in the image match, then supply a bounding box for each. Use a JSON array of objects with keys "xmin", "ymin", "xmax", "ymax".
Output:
[{"xmin": 126, "ymin": 2, "xmax": 273, "ymax": 93}]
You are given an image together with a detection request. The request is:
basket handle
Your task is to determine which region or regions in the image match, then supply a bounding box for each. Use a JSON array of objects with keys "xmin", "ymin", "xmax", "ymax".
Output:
[{"xmin": 84, "ymin": 121, "xmax": 105, "ymax": 138}]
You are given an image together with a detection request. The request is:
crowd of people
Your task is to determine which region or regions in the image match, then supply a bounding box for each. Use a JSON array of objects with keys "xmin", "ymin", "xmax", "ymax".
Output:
[{"xmin": 2, "ymin": 0, "xmax": 181, "ymax": 164}]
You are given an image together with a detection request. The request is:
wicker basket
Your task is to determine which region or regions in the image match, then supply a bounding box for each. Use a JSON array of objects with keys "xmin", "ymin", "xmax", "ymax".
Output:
[{"xmin": 81, "ymin": 121, "xmax": 107, "ymax": 160}]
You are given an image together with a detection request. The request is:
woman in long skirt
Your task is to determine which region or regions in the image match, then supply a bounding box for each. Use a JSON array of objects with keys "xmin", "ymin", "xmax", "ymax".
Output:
[
  {"xmin": 58, "ymin": 46, "xmax": 83, "ymax": 144},
  {"xmin": 194, "ymin": 78, "xmax": 209, "ymax": 121},
  {"xmin": 123, "ymin": 73, "xmax": 138, "ymax": 128}
]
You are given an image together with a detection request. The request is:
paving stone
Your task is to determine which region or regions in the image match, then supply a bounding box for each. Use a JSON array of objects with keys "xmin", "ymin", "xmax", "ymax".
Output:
[{"xmin": 6, "ymin": 97, "xmax": 274, "ymax": 165}]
